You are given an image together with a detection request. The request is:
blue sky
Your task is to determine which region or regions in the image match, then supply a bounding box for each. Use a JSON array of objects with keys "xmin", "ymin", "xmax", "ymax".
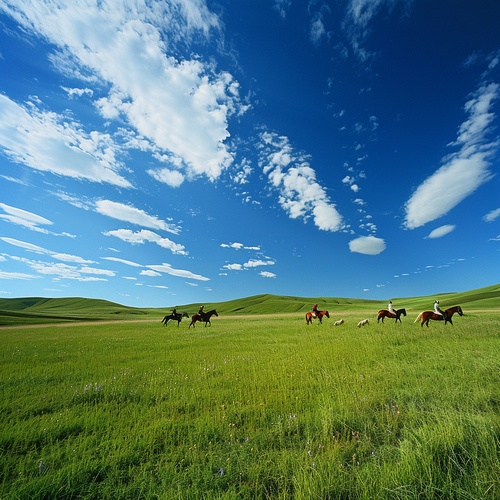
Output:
[{"xmin": 0, "ymin": 0, "xmax": 499, "ymax": 308}]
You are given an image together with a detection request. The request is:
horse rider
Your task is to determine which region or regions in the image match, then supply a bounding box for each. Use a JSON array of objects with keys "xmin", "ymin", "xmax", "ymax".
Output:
[
  {"xmin": 172, "ymin": 307, "xmax": 178, "ymax": 316},
  {"xmin": 434, "ymin": 300, "xmax": 446, "ymax": 319},
  {"xmin": 198, "ymin": 305, "xmax": 204, "ymax": 316},
  {"xmin": 312, "ymin": 304, "xmax": 318, "ymax": 318},
  {"xmin": 388, "ymin": 300, "xmax": 396, "ymax": 315}
]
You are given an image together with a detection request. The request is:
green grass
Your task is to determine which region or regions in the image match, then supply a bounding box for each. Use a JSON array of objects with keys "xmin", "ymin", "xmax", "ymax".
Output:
[{"xmin": 1, "ymin": 304, "xmax": 500, "ymax": 498}]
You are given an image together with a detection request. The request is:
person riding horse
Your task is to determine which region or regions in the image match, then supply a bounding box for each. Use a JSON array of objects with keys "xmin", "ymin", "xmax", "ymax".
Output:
[
  {"xmin": 312, "ymin": 304, "xmax": 318, "ymax": 318},
  {"xmin": 434, "ymin": 300, "xmax": 446, "ymax": 320}
]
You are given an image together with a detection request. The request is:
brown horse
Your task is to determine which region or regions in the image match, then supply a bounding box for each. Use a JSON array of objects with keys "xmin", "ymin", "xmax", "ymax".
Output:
[
  {"xmin": 377, "ymin": 308, "xmax": 406, "ymax": 323},
  {"xmin": 305, "ymin": 310, "xmax": 330, "ymax": 325},
  {"xmin": 414, "ymin": 305, "xmax": 463, "ymax": 327},
  {"xmin": 189, "ymin": 309, "xmax": 218, "ymax": 328}
]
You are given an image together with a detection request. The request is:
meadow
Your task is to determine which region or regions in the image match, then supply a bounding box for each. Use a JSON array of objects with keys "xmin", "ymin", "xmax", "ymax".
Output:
[{"xmin": 1, "ymin": 288, "xmax": 500, "ymax": 498}]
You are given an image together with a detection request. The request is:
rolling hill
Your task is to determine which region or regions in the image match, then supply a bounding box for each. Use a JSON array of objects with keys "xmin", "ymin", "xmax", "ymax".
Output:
[{"xmin": 0, "ymin": 283, "xmax": 499, "ymax": 326}]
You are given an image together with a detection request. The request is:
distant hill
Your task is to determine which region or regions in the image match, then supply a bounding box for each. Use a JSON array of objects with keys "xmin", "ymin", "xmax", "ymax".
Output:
[
  {"xmin": 1, "ymin": 284, "xmax": 499, "ymax": 326},
  {"xmin": 173, "ymin": 283, "xmax": 500, "ymax": 315},
  {"xmin": 0, "ymin": 297, "xmax": 150, "ymax": 326}
]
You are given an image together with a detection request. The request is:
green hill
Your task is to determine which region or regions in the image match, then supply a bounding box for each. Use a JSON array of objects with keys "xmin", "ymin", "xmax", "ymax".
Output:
[
  {"xmin": 1, "ymin": 284, "xmax": 499, "ymax": 326},
  {"xmin": 0, "ymin": 297, "xmax": 149, "ymax": 326}
]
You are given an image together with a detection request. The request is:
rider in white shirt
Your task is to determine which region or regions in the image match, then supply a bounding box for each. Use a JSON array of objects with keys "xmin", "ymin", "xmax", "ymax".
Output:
[
  {"xmin": 388, "ymin": 300, "xmax": 395, "ymax": 314},
  {"xmin": 434, "ymin": 300, "xmax": 445, "ymax": 318}
]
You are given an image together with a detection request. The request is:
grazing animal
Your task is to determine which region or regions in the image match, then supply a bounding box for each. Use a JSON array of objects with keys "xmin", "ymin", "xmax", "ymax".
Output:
[
  {"xmin": 377, "ymin": 308, "xmax": 407, "ymax": 323},
  {"xmin": 334, "ymin": 319, "xmax": 344, "ymax": 326},
  {"xmin": 305, "ymin": 310, "xmax": 330, "ymax": 325},
  {"xmin": 162, "ymin": 311, "xmax": 189, "ymax": 327},
  {"xmin": 414, "ymin": 305, "xmax": 463, "ymax": 327},
  {"xmin": 357, "ymin": 319, "xmax": 369, "ymax": 328},
  {"xmin": 189, "ymin": 309, "xmax": 219, "ymax": 328}
]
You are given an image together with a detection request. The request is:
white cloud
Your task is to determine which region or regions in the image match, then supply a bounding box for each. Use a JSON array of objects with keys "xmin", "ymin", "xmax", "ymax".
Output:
[
  {"xmin": 260, "ymin": 271, "xmax": 276, "ymax": 278},
  {"xmin": 349, "ymin": 235, "xmax": 386, "ymax": 255},
  {"xmin": 426, "ymin": 224, "xmax": 456, "ymax": 239},
  {"xmin": 483, "ymin": 208, "xmax": 500, "ymax": 222},
  {"xmin": 102, "ymin": 256, "xmax": 143, "ymax": 267},
  {"xmin": 344, "ymin": 0, "xmax": 413, "ymax": 61},
  {"xmin": 0, "ymin": 270, "xmax": 39, "ymax": 280},
  {"xmin": 0, "ymin": 237, "xmax": 48, "ymax": 254},
  {"xmin": 220, "ymin": 242, "xmax": 261, "ymax": 251},
  {"xmin": 0, "ymin": 95, "xmax": 131, "ymax": 187},
  {"xmin": 140, "ymin": 269, "xmax": 162, "ymax": 277},
  {"xmin": 95, "ymin": 200, "xmax": 180, "ymax": 234},
  {"xmin": 146, "ymin": 262, "xmax": 210, "ymax": 281},
  {"xmin": 258, "ymin": 131, "xmax": 343, "ymax": 231},
  {"xmin": 222, "ymin": 263, "xmax": 243, "ymax": 271},
  {"xmin": 404, "ymin": 83, "xmax": 499, "ymax": 229},
  {"xmin": 310, "ymin": 13, "xmax": 326, "ymax": 45},
  {"xmin": 243, "ymin": 259, "xmax": 275, "ymax": 268},
  {"xmin": 103, "ymin": 229, "xmax": 187, "ymax": 255},
  {"xmin": 0, "ymin": 203, "xmax": 53, "ymax": 233},
  {"xmin": 0, "ymin": 0, "xmax": 247, "ymax": 182},
  {"xmin": 147, "ymin": 168, "xmax": 185, "ymax": 188}
]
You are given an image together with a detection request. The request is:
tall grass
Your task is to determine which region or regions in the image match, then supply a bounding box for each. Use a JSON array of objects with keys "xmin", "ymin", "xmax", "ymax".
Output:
[{"xmin": 1, "ymin": 312, "xmax": 499, "ymax": 498}]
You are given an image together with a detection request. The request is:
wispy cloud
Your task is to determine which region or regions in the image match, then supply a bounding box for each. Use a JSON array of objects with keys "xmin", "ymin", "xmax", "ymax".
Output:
[
  {"xmin": 0, "ymin": 95, "xmax": 131, "ymax": 187},
  {"xmin": 425, "ymin": 224, "xmax": 456, "ymax": 239},
  {"xmin": 344, "ymin": 0, "xmax": 413, "ymax": 61},
  {"xmin": 0, "ymin": 203, "xmax": 52, "ymax": 232},
  {"xmin": 0, "ymin": 0, "xmax": 246, "ymax": 182},
  {"xmin": 257, "ymin": 131, "xmax": 343, "ymax": 231},
  {"xmin": 146, "ymin": 262, "xmax": 210, "ymax": 281},
  {"xmin": 102, "ymin": 257, "xmax": 143, "ymax": 267},
  {"xmin": 483, "ymin": 207, "xmax": 500, "ymax": 222},
  {"xmin": 220, "ymin": 242, "xmax": 260, "ymax": 251},
  {"xmin": 260, "ymin": 271, "xmax": 277, "ymax": 278},
  {"xmin": 103, "ymin": 229, "xmax": 187, "ymax": 255},
  {"xmin": 404, "ymin": 82, "xmax": 499, "ymax": 229},
  {"xmin": 95, "ymin": 200, "xmax": 181, "ymax": 234},
  {"xmin": 0, "ymin": 203, "xmax": 76, "ymax": 239}
]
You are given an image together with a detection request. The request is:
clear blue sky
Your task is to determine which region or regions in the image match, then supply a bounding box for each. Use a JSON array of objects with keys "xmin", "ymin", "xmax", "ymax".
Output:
[{"xmin": 0, "ymin": 0, "xmax": 499, "ymax": 308}]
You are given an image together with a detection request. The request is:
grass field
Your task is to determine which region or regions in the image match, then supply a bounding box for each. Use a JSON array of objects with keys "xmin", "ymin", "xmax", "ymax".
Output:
[{"xmin": 1, "ymin": 286, "xmax": 500, "ymax": 498}]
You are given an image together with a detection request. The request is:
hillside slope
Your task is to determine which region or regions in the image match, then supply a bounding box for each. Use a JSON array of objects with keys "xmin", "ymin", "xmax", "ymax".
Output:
[{"xmin": 1, "ymin": 284, "xmax": 498, "ymax": 326}]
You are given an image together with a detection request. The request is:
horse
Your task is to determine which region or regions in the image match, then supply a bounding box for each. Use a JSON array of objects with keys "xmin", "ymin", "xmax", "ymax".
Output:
[
  {"xmin": 189, "ymin": 309, "xmax": 218, "ymax": 328},
  {"xmin": 357, "ymin": 319, "xmax": 369, "ymax": 328},
  {"xmin": 162, "ymin": 311, "xmax": 189, "ymax": 327},
  {"xmin": 377, "ymin": 308, "xmax": 407, "ymax": 323},
  {"xmin": 305, "ymin": 310, "xmax": 330, "ymax": 325},
  {"xmin": 334, "ymin": 319, "xmax": 344, "ymax": 326},
  {"xmin": 414, "ymin": 305, "xmax": 463, "ymax": 327}
]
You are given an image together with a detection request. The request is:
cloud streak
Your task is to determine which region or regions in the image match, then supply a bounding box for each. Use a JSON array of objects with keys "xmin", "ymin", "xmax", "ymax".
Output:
[{"xmin": 404, "ymin": 83, "xmax": 499, "ymax": 229}]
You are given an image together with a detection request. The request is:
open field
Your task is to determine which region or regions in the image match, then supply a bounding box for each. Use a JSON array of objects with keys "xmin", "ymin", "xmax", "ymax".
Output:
[{"xmin": 1, "ymin": 293, "xmax": 500, "ymax": 499}]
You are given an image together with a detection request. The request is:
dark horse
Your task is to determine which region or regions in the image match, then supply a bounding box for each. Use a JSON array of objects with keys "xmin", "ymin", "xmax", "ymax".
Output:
[
  {"xmin": 305, "ymin": 310, "xmax": 330, "ymax": 325},
  {"xmin": 162, "ymin": 311, "xmax": 189, "ymax": 327},
  {"xmin": 414, "ymin": 305, "xmax": 463, "ymax": 327},
  {"xmin": 189, "ymin": 309, "xmax": 218, "ymax": 328},
  {"xmin": 377, "ymin": 308, "xmax": 407, "ymax": 323}
]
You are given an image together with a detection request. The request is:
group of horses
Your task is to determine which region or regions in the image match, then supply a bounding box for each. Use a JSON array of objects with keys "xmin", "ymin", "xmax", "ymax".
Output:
[
  {"xmin": 161, "ymin": 309, "xmax": 218, "ymax": 328},
  {"xmin": 306, "ymin": 305, "xmax": 464, "ymax": 327},
  {"xmin": 162, "ymin": 304, "xmax": 464, "ymax": 329}
]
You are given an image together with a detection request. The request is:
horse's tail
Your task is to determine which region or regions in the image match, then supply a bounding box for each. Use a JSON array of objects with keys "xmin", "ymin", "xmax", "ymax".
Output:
[{"xmin": 414, "ymin": 312, "xmax": 423, "ymax": 323}]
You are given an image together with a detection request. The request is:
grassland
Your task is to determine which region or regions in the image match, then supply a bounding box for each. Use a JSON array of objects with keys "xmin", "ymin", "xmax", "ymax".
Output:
[{"xmin": 1, "ymin": 285, "xmax": 499, "ymax": 498}]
